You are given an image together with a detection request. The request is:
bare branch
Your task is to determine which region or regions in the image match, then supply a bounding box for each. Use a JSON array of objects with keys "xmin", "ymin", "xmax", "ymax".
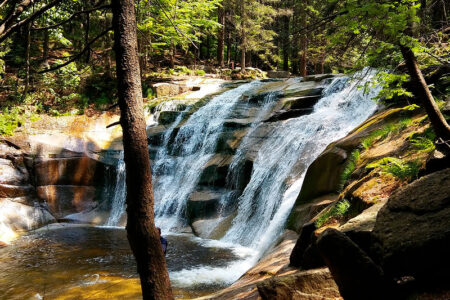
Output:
[
  {"xmin": 106, "ymin": 121, "xmax": 121, "ymax": 129},
  {"xmin": 38, "ymin": 27, "xmax": 112, "ymax": 73}
]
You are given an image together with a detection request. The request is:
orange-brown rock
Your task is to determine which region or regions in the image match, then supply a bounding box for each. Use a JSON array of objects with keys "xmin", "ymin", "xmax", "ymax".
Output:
[
  {"xmin": 37, "ymin": 185, "xmax": 97, "ymax": 218},
  {"xmin": 33, "ymin": 157, "xmax": 106, "ymax": 186}
]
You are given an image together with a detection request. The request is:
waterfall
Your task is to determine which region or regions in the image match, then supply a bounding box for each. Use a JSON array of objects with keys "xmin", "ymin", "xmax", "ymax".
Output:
[
  {"xmin": 168, "ymin": 72, "xmax": 380, "ymax": 287},
  {"xmin": 153, "ymin": 81, "xmax": 264, "ymax": 231},
  {"xmin": 105, "ymin": 154, "xmax": 126, "ymax": 226},
  {"xmin": 221, "ymin": 74, "xmax": 380, "ymax": 252},
  {"xmin": 105, "ymin": 72, "xmax": 379, "ymax": 255}
]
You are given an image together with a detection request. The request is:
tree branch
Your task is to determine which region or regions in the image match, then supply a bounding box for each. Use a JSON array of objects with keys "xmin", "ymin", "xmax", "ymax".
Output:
[
  {"xmin": 38, "ymin": 27, "xmax": 112, "ymax": 73},
  {"xmin": 0, "ymin": 0, "xmax": 63, "ymax": 43},
  {"xmin": 31, "ymin": 4, "xmax": 111, "ymax": 31}
]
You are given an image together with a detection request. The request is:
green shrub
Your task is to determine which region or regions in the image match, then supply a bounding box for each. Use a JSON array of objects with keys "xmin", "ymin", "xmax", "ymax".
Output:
[
  {"xmin": 339, "ymin": 149, "xmax": 360, "ymax": 190},
  {"xmin": 195, "ymin": 69, "xmax": 206, "ymax": 76},
  {"xmin": 315, "ymin": 200, "xmax": 351, "ymax": 228},
  {"xmin": 366, "ymin": 157, "xmax": 420, "ymax": 180},
  {"xmin": 0, "ymin": 107, "xmax": 39, "ymax": 135}
]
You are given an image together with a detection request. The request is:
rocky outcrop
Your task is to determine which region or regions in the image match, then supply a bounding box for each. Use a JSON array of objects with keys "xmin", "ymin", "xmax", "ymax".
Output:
[
  {"xmin": 371, "ymin": 168, "xmax": 450, "ymax": 286},
  {"xmin": 287, "ymin": 106, "xmax": 427, "ymax": 232},
  {"xmin": 0, "ymin": 150, "xmax": 55, "ymax": 244},
  {"xmin": 317, "ymin": 228, "xmax": 386, "ymax": 300},
  {"xmin": 257, "ymin": 268, "xmax": 340, "ymax": 300}
]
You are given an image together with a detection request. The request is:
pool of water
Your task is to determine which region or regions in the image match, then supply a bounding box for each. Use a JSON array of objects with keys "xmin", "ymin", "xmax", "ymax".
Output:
[{"xmin": 0, "ymin": 224, "xmax": 245, "ymax": 299}]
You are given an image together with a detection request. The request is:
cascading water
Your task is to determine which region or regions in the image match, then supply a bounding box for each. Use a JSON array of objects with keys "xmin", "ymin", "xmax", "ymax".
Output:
[
  {"xmin": 169, "ymin": 72, "xmax": 380, "ymax": 287},
  {"xmin": 153, "ymin": 81, "xmax": 264, "ymax": 231},
  {"xmin": 105, "ymin": 153, "xmax": 126, "ymax": 226},
  {"xmin": 221, "ymin": 74, "xmax": 380, "ymax": 252},
  {"xmin": 104, "ymin": 72, "xmax": 381, "ymax": 287}
]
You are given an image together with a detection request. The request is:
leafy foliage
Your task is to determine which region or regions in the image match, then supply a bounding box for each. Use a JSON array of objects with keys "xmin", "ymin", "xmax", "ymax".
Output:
[
  {"xmin": 339, "ymin": 149, "xmax": 360, "ymax": 190},
  {"xmin": 315, "ymin": 200, "xmax": 351, "ymax": 228},
  {"xmin": 366, "ymin": 157, "xmax": 420, "ymax": 180}
]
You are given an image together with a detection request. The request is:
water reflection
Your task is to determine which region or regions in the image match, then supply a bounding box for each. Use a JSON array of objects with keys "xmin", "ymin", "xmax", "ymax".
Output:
[{"xmin": 0, "ymin": 225, "xmax": 238, "ymax": 299}]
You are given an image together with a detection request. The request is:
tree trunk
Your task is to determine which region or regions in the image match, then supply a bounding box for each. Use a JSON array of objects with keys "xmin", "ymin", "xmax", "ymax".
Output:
[
  {"xmin": 24, "ymin": 23, "xmax": 31, "ymax": 96},
  {"xmin": 400, "ymin": 45, "xmax": 450, "ymax": 140},
  {"xmin": 43, "ymin": 28, "xmax": 49, "ymax": 64},
  {"xmin": 217, "ymin": 5, "xmax": 225, "ymax": 67},
  {"xmin": 84, "ymin": 0, "xmax": 91, "ymax": 63},
  {"xmin": 282, "ymin": 12, "xmax": 290, "ymax": 71},
  {"xmin": 240, "ymin": 1, "xmax": 246, "ymax": 72},
  {"xmin": 111, "ymin": 1, "xmax": 174, "ymax": 299}
]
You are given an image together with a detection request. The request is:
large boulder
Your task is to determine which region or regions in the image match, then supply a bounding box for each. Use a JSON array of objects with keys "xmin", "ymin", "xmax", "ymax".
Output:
[
  {"xmin": 289, "ymin": 222, "xmax": 316, "ymax": 268},
  {"xmin": 257, "ymin": 268, "xmax": 340, "ymax": 300},
  {"xmin": 0, "ymin": 198, "xmax": 55, "ymax": 244},
  {"xmin": 371, "ymin": 168, "xmax": 450, "ymax": 285},
  {"xmin": 186, "ymin": 188, "xmax": 223, "ymax": 222},
  {"xmin": 317, "ymin": 228, "xmax": 387, "ymax": 300}
]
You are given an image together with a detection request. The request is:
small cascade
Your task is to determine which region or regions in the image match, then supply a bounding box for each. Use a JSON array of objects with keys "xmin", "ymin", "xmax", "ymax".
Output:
[
  {"xmin": 105, "ymin": 154, "xmax": 126, "ymax": 226},
  {"xmin": 221, "ymin": 73, "xmax": 380, "ymax": 251},
  {"xmin": 154, "ymin": 81, "xmax": 264, "ymax": 231}
]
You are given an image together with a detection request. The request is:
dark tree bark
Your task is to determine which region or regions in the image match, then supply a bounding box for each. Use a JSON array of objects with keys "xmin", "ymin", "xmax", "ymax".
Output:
[
  {"xmin": 240, "ymin": 1, "xmax": 246, "ymax": 72},
  {"xmin": 84, "ymin": 1, "xmax": 91, "ymax": 63},
  {"xmin": 281, "ymin": 7, "xmax": 290, "ymax": 71},
  {"xmin": 24, "ymin": 23, "xmax": 30, "ymax": 95},
  {"xmin": 111, "ymin": 0, "xmax": 174, "ymax": 299},
  {"xmin": 217, "ymin": 5, "xmax": 225, "ymax": 67},
  {"xmin": 43, "ymin": 28, "xmax": 49, "ymax": 63},
  {"xmin": 400, "ymin": 45, "xmax": 450, "ymax": 140}
]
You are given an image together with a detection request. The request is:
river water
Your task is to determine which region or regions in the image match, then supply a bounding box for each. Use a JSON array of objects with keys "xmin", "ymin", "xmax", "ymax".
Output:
[{"xmin": 0, "ymin": 224, "xmax": 251, "ymax": 299}]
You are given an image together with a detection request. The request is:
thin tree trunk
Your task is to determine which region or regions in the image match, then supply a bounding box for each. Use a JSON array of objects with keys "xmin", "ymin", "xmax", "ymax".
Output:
[
  {"xmin": 282, "ymin": 12, "xmax": 290, "ymax": 71},
  {"xmin": 111, "ymin": 1, "xmax": 174, "ymax": 299},
  {"xmin": 217, "ymin": 5, "xmax": 225, "ymax": 67},
  {"xmin": 400, "ymin": 45, "xmax": 450, "ymax": 140},
  {"xmin": 24, "ymin": 23, "xmax": 31, "ymax": 96},
  {"xmin": 43, "ymin": 28, "xmax": 49, "ymax": 63},
  {"xmin": 240, "ymin": 1, "xmax": 246, "ymax": 72},
  {"xmin": 226, "ymin": 25, "xmax": 231, "ymax": 65},
  {"xmin": 84, "ymin": 0, "xmax": 90, "ymax": 63}
]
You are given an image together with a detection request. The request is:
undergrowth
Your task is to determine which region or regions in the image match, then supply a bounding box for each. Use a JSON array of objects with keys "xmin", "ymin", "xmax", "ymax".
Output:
[
  {"xmin": 361, "ymin": 117, "xmax": 413, "ymax": 149},
  {"xmin": 408, "ymin": 127, "xmax": 436, "ymax": 152},
  {"xmin": 366, "ymin": 157, "xmax": 420, "ymax": 181},
  {"xmin": 0, "ymin": 107, "xmax": 40, "ymax": 135},
  {"xmin": 339, "ymin": 149, "xmax": 360, "ymax": 191},
  {"xmin": 315, "ymin": 200, "xmax": 351, "ymax": 228}
]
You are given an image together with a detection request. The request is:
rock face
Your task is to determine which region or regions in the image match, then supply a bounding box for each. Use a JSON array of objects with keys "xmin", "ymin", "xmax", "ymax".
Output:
[
  {"xmin": 317, "ymin": 228, "xmax": 386, "ymax": 300},
  {"xmin": 257, "ymin": 268, "xmax": 340, "ymax": 300},
  {"xmin": 0, "ymin": 152, "xmax": 55, "ymax": 244},
  {"xmin": 372, "ymin": 168, "xmax": 450, "ymax": 285}
]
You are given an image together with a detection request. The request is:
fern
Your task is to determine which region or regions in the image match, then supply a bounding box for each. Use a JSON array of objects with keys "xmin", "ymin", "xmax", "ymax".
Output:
[{"xmin": 366, "ymin": 157, "xmax": 419, "ymax": 180}]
